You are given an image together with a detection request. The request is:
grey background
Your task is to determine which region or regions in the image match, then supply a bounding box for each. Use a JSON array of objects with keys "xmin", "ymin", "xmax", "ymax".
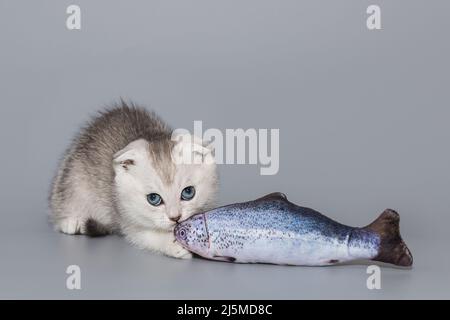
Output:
[{"xmin": 0, "ymin": 0, "xmax": 449, "ymax": 299}]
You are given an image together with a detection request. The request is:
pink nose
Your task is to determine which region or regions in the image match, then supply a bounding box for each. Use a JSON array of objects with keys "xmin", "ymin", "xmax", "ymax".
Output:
[{"xmin": 169, "ymin": 215, "xmax": 181, "ymax": 222}]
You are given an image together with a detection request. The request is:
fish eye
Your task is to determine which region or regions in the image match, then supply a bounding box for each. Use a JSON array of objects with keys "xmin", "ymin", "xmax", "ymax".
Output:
[
  {"xmin": 178, "ymin": 227, "xmax": 188, "ymax": 240},
  {"xmin": 181, "ymin": 186, "xmax": 196, "ymax": 201},
  {"xmin": 147, "ymin": 193, "xmax": 163, "ymax": 206}
]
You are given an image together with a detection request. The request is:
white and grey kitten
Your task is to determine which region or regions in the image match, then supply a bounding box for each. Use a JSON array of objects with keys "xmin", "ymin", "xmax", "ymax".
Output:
[{"xmin": 49, "ymin": 102, "xmax": 218, "ymax": 259}]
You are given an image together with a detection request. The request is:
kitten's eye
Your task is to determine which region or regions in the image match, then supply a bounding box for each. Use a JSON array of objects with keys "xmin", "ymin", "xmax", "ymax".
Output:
[
  {"xmin": 181, "ymin": 186, "xmax": 195, "ymax": 201},
  {"xmin": 147, "ymin": 193, "xmax": 163, "ymax": 206}
]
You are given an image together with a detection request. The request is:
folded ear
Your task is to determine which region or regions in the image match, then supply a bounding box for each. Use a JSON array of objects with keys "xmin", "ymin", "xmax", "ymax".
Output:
[
  {"xmin": 171, "ymin": 132, "xmax": 215, "ymax": 165},
  {"xmin": 113, "ymin": 139, "xmax": 149, "ymax": 171}
]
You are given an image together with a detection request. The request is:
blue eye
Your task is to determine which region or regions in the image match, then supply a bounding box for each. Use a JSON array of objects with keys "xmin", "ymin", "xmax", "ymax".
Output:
[
  {"xmin": 181, "ymin": 186, "xmax": 195, "ymax": 201},
  {"xmin": 147, "ymin": 193, "xmax": 163, "ymax": 206}
]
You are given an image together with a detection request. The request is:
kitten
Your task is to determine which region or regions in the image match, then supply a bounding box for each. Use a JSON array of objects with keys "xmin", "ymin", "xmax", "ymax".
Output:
[{"xmin": 49, "ymin": 102, "xmax": 218, "ymax": 259}]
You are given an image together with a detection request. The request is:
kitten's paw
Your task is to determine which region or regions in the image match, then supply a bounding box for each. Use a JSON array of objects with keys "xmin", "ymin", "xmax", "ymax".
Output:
[
  {"xmin": 56, "ymin": 217, "xmax": 83, "ymax": 235},
  {"xmin": 167, "ymin": 243, "xmax": 193, "ymax": 260}
]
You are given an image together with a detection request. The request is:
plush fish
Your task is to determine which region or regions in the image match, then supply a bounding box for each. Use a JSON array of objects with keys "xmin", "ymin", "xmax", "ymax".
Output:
[{"xmin": 174, "ymin": 193, "xmax": 413, "ymax": 267}]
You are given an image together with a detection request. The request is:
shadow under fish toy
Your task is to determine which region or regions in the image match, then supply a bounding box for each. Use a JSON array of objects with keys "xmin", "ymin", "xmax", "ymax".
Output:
[{"xmin": 174, "ymin": 193, "xmax": 413, "ymax": 267}]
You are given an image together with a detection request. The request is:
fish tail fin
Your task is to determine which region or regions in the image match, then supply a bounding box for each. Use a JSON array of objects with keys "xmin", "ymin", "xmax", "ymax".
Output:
[{"xmin": 364, "ymin": 209, "xmax": 413, "ymax": 267}]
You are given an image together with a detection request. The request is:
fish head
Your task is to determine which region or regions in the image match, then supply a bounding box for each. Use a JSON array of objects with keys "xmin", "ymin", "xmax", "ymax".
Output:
[{"xmin": 174, "ymin": 213, "xmax": 209, "ymax": 255}]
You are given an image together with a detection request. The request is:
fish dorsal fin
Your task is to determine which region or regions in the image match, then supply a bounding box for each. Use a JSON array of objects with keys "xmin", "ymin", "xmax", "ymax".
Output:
[{"xmin": 255, "ymin": 192, "xmax": 288, "ymax": 202}]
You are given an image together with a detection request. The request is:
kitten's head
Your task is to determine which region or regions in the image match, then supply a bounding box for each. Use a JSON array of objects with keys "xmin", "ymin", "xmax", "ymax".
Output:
[{"xmin": 113, "ymin": 137, "xmax": 218, "ymax": 232}]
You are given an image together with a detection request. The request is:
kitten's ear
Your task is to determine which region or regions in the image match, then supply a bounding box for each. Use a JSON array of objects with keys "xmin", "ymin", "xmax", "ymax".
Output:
[
  {"xmin": 171, "ymin": 132, "xmax": 215, "ymax": 165},
  {"xmin": 113, "ymin": 139, "xmax": 148, "ymax": 171}
]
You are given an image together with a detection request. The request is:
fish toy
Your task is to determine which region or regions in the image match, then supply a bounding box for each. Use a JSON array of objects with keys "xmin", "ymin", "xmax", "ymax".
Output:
[{"xmin": 174, "ymin": 193, "xmax": 413, "ymax": 267}]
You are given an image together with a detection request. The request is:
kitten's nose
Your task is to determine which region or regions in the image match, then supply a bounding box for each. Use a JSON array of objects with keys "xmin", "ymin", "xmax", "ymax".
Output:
[{"xmin": 169, "ymin": 215, "xmax": 181, "ymax": 222}]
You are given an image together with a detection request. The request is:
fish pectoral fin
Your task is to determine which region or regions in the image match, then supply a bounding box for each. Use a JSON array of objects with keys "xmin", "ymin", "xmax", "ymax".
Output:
[
  {"xmin": 213, "ymin": 255, "xmax": 236, "ymax": 262},
  {"xmin": 255, "ymin": 192, "xmax": 288, "ymax": 202}
]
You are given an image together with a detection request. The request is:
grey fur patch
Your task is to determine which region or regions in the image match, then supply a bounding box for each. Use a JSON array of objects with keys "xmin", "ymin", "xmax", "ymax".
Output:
[
  {"xmin": 48, "ymin": 100, "xmax": 218, "ymax": 244},
  {"xmin": 84, "ymin": 218, "xmax": 110, "ymax": 237},
  {"xmin": 49, "ymin": 100, "xmax": 172, "ymax": 230},
  {"xmin": 148, "ymin": 139, "xmax": 176, "ymax": 185}
]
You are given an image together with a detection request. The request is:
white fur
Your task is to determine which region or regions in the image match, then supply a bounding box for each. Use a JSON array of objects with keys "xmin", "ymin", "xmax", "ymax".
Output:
[{"xmin": 113, "ymin": 138, "xmax": 217, "ymax": 259}]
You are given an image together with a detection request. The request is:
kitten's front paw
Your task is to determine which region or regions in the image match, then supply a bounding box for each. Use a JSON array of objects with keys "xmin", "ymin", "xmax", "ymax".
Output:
[
  {"xmin": 167, "ymin": 243, "xmax": 193, "ymax": 260},
  {"xmin": 56, "ymin": 217, "xmax": 83, "ymax": 235}
]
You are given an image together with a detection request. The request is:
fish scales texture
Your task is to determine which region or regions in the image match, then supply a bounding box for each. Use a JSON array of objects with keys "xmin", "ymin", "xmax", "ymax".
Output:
[
  {"xmin": 174, "ymin": 193, "xmax": 413, "ymax": 267},
  {"xmin": 205, "ymin": 199, "xmax": 378, "ymax": 265}
]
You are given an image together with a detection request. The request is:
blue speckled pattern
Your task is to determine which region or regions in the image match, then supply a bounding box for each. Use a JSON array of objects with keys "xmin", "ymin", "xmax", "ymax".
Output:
[{"xmin": 175, "ymin": 193, "xmax": 381, "ymax": 266}]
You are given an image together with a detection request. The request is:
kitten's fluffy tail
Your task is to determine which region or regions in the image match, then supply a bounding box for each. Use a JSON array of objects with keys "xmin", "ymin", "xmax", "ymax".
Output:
[{"xmin": 365, "ymin": 209, "xmax": 413, "ymax": 267}]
